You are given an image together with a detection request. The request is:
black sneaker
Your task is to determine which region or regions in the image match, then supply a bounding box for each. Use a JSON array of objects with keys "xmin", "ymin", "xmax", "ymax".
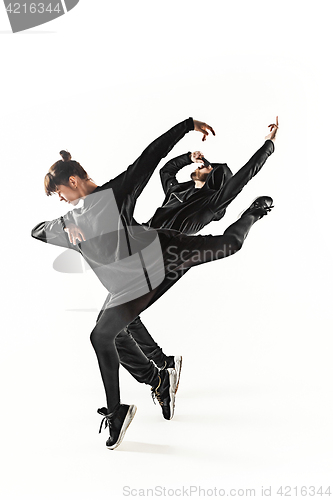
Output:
[
  {"xmin": 161, "ymin": 356, "xmax": 182, "ymax": 394},
  {"xmin": 151, "ymin": 368, "xmax": 177, "ymax": 420},
  {"xmin": 97, "ymin": 403, "xmax": 137, "ymax": 450},
  {"xmin": 240, "ymin": 196, "xmax": 274, "ymax": 219}
]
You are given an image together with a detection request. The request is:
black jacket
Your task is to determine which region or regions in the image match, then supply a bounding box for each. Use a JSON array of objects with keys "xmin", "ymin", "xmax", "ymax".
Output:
[{"xmin": 145, "ymin": 139, "xmax": 274, "ymax": 234}]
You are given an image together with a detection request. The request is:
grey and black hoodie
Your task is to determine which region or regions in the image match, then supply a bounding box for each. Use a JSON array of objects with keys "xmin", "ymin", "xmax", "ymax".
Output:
[
  {"xmin": 31, "ymin": 118, "xmax": 195, "ymax": 307},
  {"xmin": 145, "ymin": 139, "xmax": 275, "ymax": 234}
]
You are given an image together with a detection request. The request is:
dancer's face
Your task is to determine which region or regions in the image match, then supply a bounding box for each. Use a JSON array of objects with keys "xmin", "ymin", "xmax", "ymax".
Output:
[
  {"xmin": 191, "ymin": 164, "xmax": 213, "ymax": 183},
  {"xmin": 56, "ymin": 177, "xmax": 80, "ymax": 205}
]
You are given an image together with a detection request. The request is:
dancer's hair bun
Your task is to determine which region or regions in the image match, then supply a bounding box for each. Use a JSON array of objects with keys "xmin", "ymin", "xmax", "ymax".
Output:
[{"xmin": 59, "ymin": 150, "xmax": 71, "ymax": 161}]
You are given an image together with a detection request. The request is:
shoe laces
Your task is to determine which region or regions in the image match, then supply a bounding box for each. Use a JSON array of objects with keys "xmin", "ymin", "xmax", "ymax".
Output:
[
  {"xmin": 97, "ymin": 403, "xmax": 121, "ymax": 434},
  {"xmin": 253, "ymin": 201, "xmax": 274, "ymax": 213},
  {"xmin": 151, "ymin": 376, "xmax": 163, "ymax": 407},
  {"xmin": 250, "ymin": 202, "xmax": 274, "ymax": 219}
]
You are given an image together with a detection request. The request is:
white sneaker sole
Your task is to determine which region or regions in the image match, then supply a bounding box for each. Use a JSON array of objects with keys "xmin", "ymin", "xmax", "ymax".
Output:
[
  {"xmin": 174, "ymin": 356, "xmax": 182, "ymax": 394},
  {"xmin": 168, "ymin": 369, "xmax": 177, "ymax": 420},
  {"xmin": 107, "ymin": 404, "xmax": 137, "ymax": 450}
]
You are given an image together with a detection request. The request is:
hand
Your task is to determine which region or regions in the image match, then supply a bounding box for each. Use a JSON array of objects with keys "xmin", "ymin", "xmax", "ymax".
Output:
[
  {"xmin": 193, "ymin": 120, "xmax": 216, "ymax": 142},
  {"xmin": 190, "ymin": 151, "xmax": 204, "ymax": 164},
  {"xmin": 265, "ymin": 116, "xmax": 279, "ymax": 142},
  {"xmin": 64, "ymin": 223, "xmax": 86, "ymax": 246}
]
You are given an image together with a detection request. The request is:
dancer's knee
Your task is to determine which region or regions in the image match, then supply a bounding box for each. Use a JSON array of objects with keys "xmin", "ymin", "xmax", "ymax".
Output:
[
  {"xmin": 90, "ymin": 325, "xmax": 113, "ymax": 350},
  {"xmin": 209, "ymin": 235, "xmax": 243, "ymax": 260},
  {"xmin": 226, "ymin": 235, "xmax": 243, "ymax": 254},
  {"xmin": 90, "ymin": 326, "xmax": 99, "ymax": 349}
]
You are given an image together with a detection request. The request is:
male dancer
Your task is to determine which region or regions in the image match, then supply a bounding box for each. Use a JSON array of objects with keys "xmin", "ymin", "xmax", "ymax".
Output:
[
  {"xmin": 32, "ymin": 117, "xmax": 276, "ymax": 450},
  {"xmin": 110, "ymin": 118, "xmax": 278, "ymax": 411}
]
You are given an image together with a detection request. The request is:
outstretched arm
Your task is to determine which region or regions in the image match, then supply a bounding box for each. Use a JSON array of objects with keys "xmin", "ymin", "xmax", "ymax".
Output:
[
  {"xmin": 31, "ymin": 212, "xmax": 81, "ymax": 249},
  {"xmin": 111, "ymin": 118, "xmax": 215, "ymax": 201},
  {"xmin": 208, "ymin": 118, "xmax": 278, "ymax": 213}
]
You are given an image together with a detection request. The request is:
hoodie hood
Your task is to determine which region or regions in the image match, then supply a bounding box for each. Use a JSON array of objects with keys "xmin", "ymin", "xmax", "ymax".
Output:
[
  {"xmin": 165, "ymin": 162, "xmax": 233, "ymax": 196},
  {"xmin": 203, "ymin": 163, "xmax": 233, "ymax": 191}
]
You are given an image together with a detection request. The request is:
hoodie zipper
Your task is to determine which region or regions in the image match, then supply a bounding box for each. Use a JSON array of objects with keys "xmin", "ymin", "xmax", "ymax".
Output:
[
  {"xmin": 121, "ymin": 214, "xmax": 153, "ymax": 292},
  {"xmin": 171, "ymin": 193, "xmax": 183, "ymax": 203}
]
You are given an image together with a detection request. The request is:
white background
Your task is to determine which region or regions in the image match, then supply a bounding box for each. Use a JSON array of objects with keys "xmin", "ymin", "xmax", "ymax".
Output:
[{"xmin": 0, "ymin": 1, "xmax": 332, "ymax": 499}]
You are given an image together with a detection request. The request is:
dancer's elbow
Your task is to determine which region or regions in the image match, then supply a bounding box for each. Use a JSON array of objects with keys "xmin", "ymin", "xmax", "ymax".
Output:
[{"xmin": 31, "ymin": 222, "xmax": 46, "ymax": 241}]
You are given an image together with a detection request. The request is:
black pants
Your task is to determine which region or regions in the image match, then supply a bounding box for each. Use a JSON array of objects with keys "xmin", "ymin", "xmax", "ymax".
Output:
[
  {"xmin": 118, "ymin": 316, "xmax": 168, "ymax": 369},
  {"xmin": 91, "ymin": 209, "xmax": 261, "ymax": 412}
]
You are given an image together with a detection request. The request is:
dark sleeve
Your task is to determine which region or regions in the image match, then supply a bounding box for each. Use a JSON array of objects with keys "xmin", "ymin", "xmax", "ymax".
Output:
[
  {"xmin": 31, "ymin": 212, "xmax": 77, "ymax": 250},
  {"xmin": 207, "ymin": 140, "xmax": 275, "ymax": 213},
  {"xmin": 159, "ymin": 152, "xmax": 192, "ymax": 194},
  {"xmin": 110, "ymin": 118, "xmax": 194, "ymax": 201}
]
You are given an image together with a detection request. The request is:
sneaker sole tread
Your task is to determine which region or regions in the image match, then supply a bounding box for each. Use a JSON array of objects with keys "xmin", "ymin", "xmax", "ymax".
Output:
[
  {"xmin": 168, "ymin": 368, "xmax": 177, "ymax": 420},
  {"xmin": 107, "ymin": 405, "xmax": 137, "ymax": 450}
]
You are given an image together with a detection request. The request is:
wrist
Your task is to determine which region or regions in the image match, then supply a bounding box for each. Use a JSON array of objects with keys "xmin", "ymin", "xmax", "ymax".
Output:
[{"xmin": 60, "ymin": 216, "xmax": 66, "ymax": 231}]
